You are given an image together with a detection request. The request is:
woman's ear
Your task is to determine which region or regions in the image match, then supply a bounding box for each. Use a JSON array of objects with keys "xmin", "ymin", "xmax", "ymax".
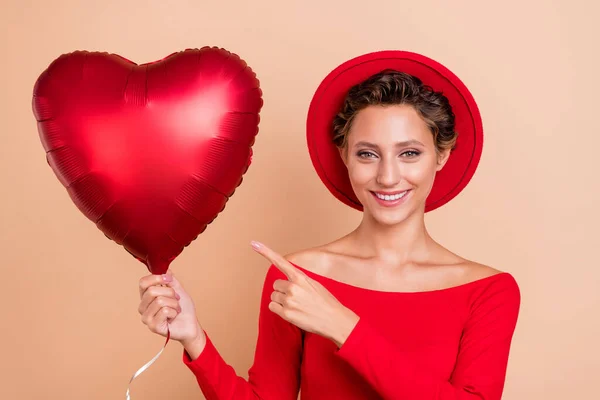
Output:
[
  {"xmin": 338, "ymin": 146, "xmax": 349, "ymax": 167},
  {"xmin": 435, "ymin": 148, "xmax": 451, "ymax": 171}
]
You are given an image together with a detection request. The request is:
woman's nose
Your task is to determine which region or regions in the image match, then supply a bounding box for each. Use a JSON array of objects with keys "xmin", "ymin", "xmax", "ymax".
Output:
[{"xmin": 376, "ymin": 159, "xmax": 401, "ymax": 187}]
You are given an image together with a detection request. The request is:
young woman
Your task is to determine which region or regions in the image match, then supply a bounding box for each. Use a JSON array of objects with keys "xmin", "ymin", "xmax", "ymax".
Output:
[{"xmin": 137, "ymin": 51, "xmax": 520, "ymax": 400}]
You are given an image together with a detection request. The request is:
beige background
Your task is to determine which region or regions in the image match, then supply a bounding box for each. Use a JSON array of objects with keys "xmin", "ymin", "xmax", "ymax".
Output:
[{"xmin": 1, "ymin": 0, "xmax": 598, "ymax": 399}]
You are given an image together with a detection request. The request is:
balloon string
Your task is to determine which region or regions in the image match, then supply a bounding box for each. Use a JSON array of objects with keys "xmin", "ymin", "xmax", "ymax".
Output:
[{"xmin": 126, "ymin": 327, "xmax": 171, "ymax": 400}]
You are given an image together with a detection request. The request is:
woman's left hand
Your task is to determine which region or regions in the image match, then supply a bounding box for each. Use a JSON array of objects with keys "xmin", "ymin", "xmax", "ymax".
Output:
[{"xmin": 251, "ymin": 240, "xmax": 360, "ymax": 348}]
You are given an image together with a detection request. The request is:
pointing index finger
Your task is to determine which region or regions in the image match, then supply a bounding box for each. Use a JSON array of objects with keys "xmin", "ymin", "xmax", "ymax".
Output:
[{"xmin": 251, "ymin": 241, "xmax": 299, "ymax": 281}]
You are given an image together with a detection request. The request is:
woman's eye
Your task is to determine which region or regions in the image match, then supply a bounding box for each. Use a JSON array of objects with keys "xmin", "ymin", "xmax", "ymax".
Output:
[
  {"xmin": 357, "ymin": 151, "xmax": 377, "ymax": 158},
  {"xmin": 401, "ymin": 150, "xmax": 421, "ymax": 157}
]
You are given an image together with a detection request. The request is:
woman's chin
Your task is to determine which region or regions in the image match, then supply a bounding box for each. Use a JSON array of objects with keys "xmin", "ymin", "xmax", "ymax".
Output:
[
  {"xmin": 363, "ymin": 207, "xmax": 410, "ymax": 226},
  {"xmin": 361, "ymin": 197, "xmax": 422, "ymax": 226},
  {"xmin": 375, "ymin": 214, "xmax": 409, "ymax": 227}
]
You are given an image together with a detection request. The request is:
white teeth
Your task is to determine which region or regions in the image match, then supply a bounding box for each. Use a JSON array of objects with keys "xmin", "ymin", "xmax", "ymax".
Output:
[{"xmin": 375, "ymin": 191, "xmax": 407, "ymax": 201}]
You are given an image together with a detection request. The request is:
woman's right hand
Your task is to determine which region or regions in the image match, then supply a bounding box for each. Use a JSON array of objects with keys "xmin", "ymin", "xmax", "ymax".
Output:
[{"xmin": 138, "ymin": 270, "xmax": 205, "ymax": 351}]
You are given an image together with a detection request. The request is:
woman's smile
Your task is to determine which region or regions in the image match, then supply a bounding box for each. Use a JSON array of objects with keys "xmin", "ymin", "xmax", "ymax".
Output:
[{"xmin": 370, "ymin": 189, "xmax": 412, "ymax": 207}]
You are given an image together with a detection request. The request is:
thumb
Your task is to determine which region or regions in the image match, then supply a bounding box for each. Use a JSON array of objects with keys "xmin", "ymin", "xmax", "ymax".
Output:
[{"xmin": 165, "ymin": 270, "xmax": 183, "ymax": 290}]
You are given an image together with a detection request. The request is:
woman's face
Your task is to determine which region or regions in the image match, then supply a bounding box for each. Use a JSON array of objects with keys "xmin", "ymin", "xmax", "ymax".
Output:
[{"xmin": 340, "ymin": 104, "xmax": 450, "ymax": 226}]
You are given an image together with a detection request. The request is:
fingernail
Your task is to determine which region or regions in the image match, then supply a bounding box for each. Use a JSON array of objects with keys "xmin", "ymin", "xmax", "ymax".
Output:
[
  {"xmin": 162, "ymin": 274, "xmax": 172, "ymax": 282},
  {"xmin": 175, "ymin": 293, "xmax": 180, "ymax": 300},
  {"xmin": 251, "ymin": 241, "xmax": 261, "ymax": 250}
]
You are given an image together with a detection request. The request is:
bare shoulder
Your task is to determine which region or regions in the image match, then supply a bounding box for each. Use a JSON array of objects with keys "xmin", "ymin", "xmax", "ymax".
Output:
[
  {"xmin": 431, "ymin": 244, "xmax": 504, "ymax": 283},
  {"xmin": 463, "ymin": 259, "xmax": 503, "ymax": 278},
  {"xmin": 458, "ymin": 259, "xmax": 520, "ymax": 307},
  {"xmin": 283, "ymin": 245, "xmax": 336, "ymax": 275},
  {"xmin": 454, "ymin": 258, "xmax": 507, "ymax": 285}
]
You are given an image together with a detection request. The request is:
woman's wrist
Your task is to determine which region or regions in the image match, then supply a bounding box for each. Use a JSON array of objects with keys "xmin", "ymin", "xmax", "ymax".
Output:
[
  {"xmin": 330, "ymin": 308, "xmax": 360, "ymax": 348},
  {"xmin": 180, "ymin": 325, "xmax": 207, "ymax": 360}
]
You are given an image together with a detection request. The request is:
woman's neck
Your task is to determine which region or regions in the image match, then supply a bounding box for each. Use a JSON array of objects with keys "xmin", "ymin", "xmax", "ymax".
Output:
[{"xmin": 348, "ymin": 210, "xmax": 437, "ymax": 266}]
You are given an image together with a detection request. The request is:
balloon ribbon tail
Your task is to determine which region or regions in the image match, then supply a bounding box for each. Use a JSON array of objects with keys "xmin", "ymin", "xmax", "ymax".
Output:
[{"xmin": 125, "ymin": 328, "xmax": 171, "ymax": 399}]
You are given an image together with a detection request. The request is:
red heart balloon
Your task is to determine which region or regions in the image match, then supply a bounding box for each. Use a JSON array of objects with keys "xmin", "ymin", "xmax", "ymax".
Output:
[{"xmin": 32, "ymin": 47, "xmax": 263, "ymax": 274}]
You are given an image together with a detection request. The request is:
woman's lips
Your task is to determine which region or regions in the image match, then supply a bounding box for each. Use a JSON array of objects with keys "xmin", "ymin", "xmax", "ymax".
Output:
[{"xmin": 370, "ymin": 190, "xmax": 411, "ymax": 207}]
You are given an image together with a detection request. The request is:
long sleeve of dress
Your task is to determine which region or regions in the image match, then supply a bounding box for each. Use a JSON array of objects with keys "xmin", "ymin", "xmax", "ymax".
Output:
[
  {"xmin": 182, "ymin": 265, "xmax": 303, "ymax": 400},
  {"xmin": 334, "ymin": 273, "xmax": 521, "ymax": 400}
]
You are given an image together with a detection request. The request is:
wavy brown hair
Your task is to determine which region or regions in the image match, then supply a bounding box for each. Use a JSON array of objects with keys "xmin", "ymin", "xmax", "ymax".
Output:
[{"xmin": 332, "ymin": 70, "xmax": 457, "ymax": 154}]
